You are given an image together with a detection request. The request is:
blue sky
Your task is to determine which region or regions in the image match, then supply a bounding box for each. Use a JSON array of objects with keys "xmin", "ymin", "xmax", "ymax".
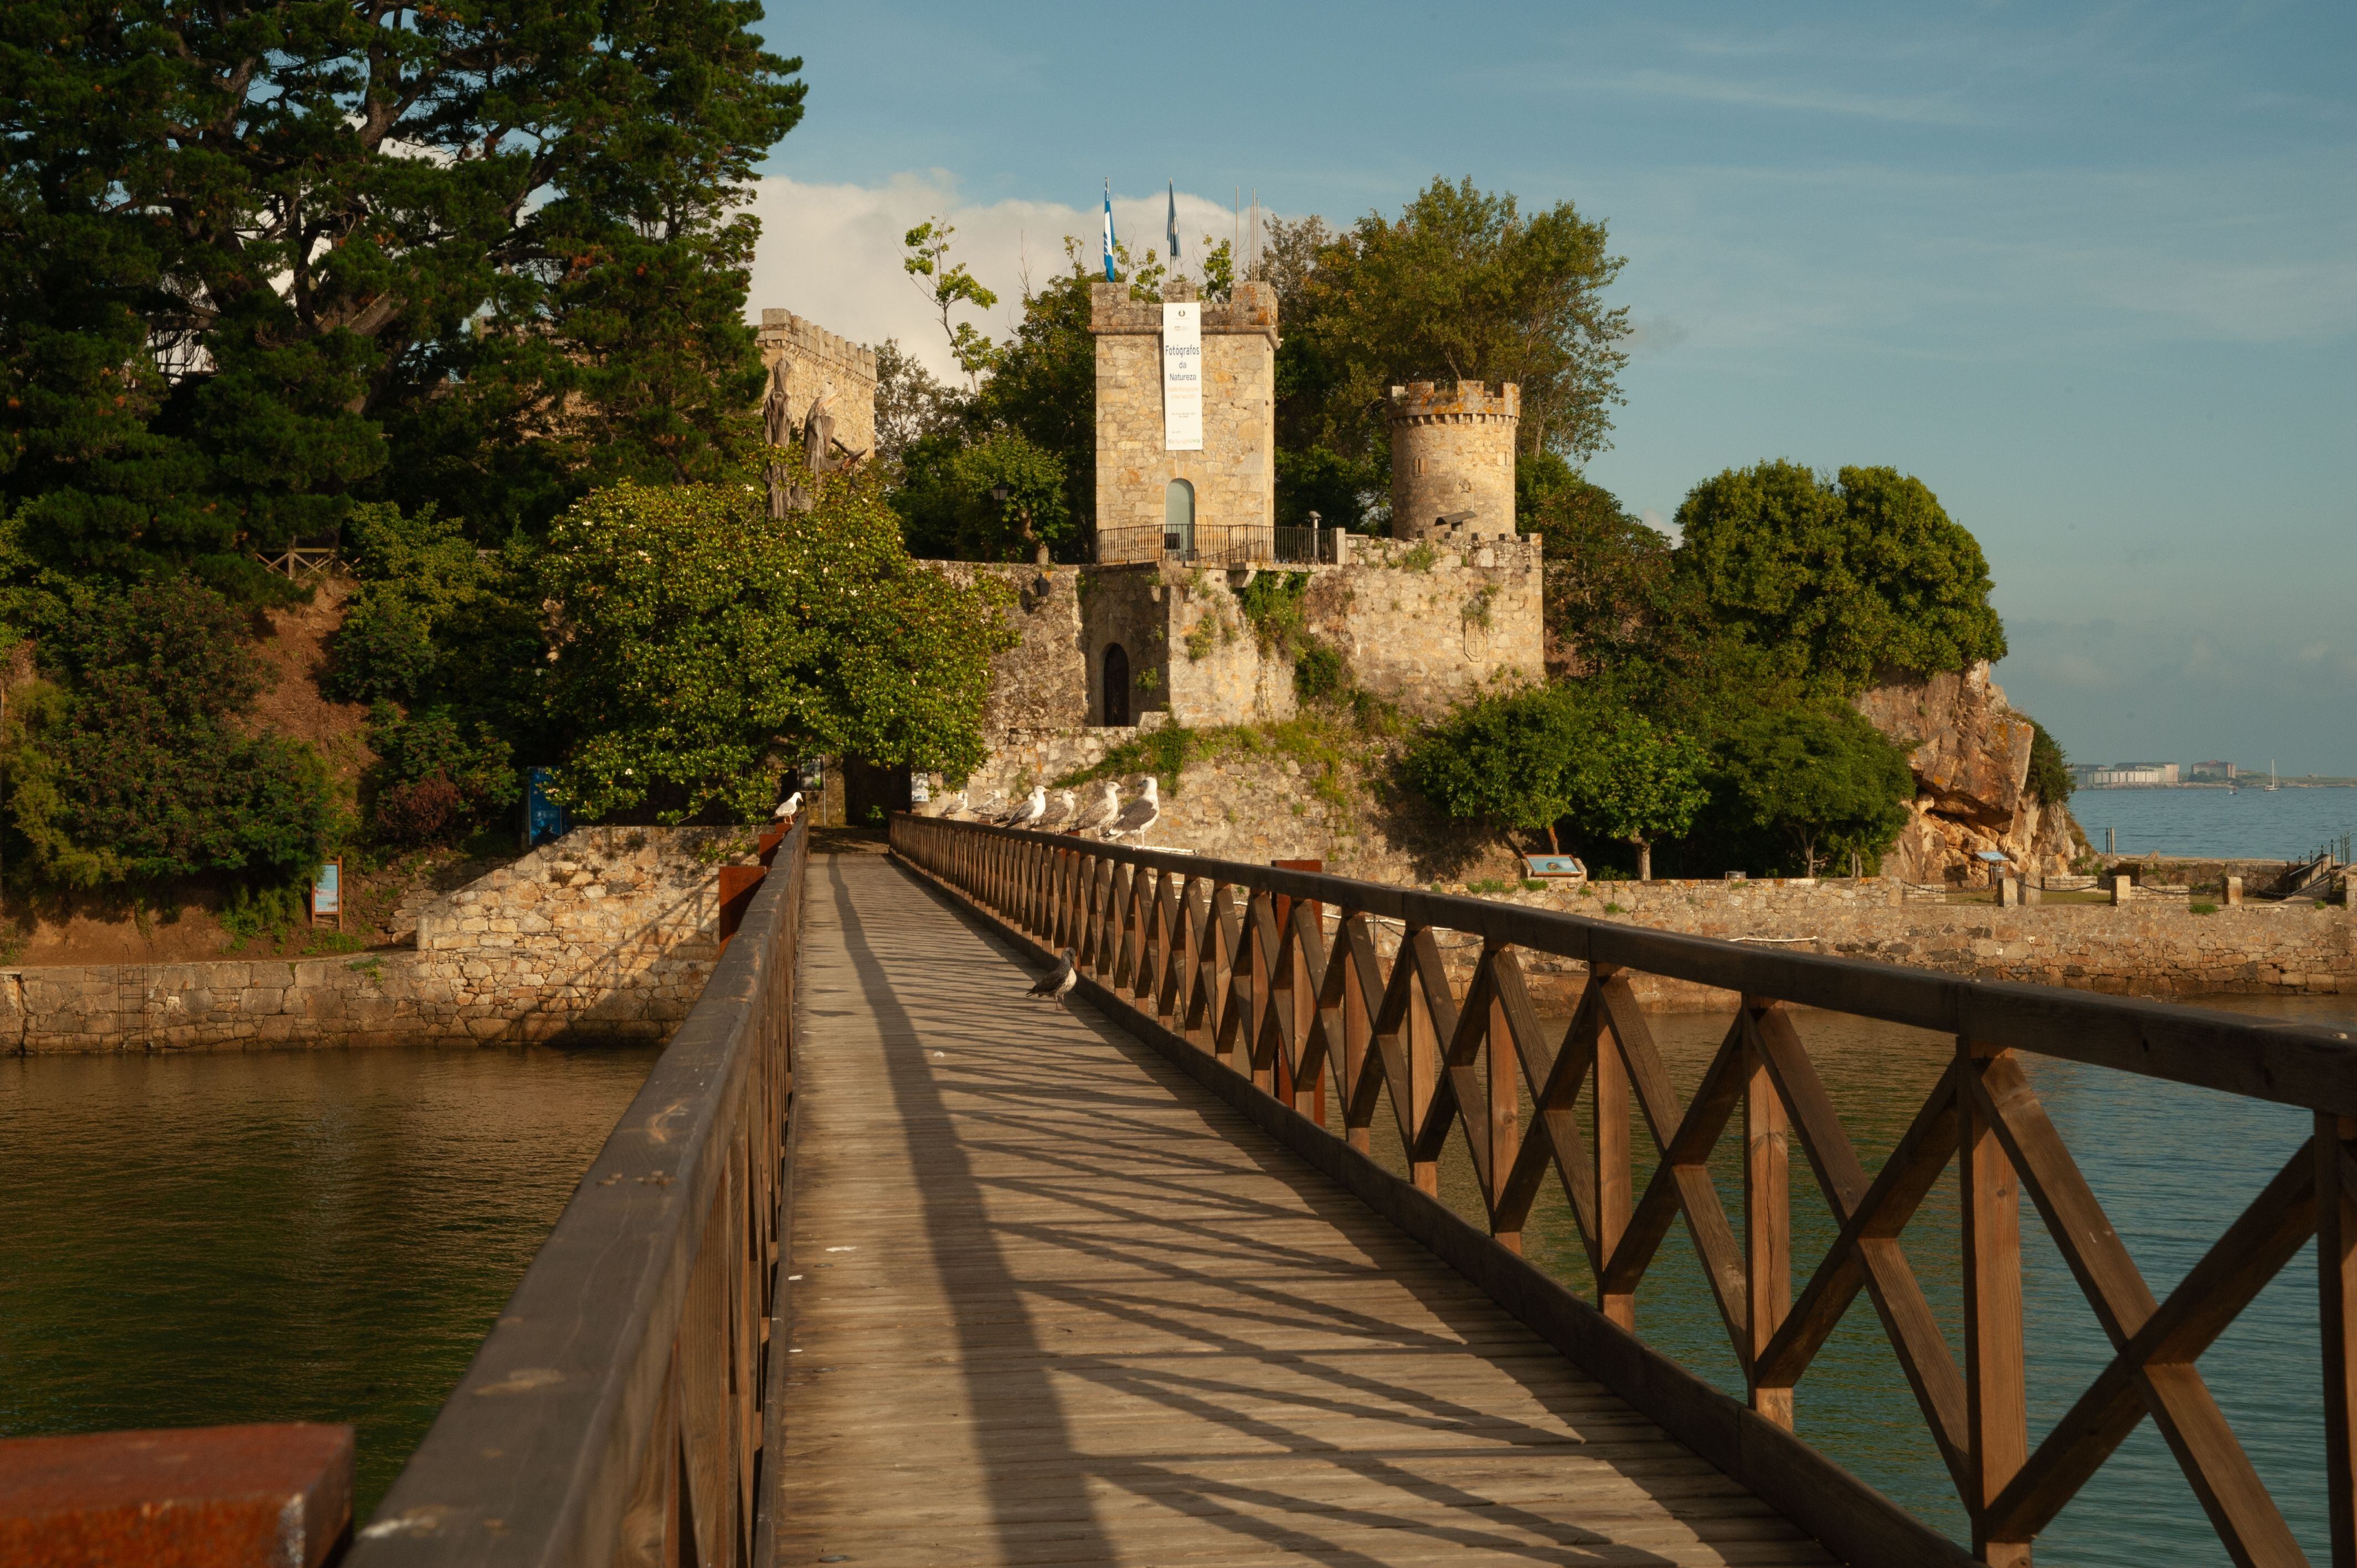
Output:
[{"xmin": 744, "ymin": 2, "xmax": 2356, "ymax": 774}]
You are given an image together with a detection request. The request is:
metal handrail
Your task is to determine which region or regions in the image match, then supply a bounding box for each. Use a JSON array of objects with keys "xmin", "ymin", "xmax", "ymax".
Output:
[
  {"xmin": 891, "ymin": 813, "xmax": 2357, "ymax": 1568},
  {"xmin": 1094, "ymin": 523, "xmax": 1328, "ymax": 567},
  {"xmin": 349, "ymin": 823, "xmax": 807, "ymax": 1568}
]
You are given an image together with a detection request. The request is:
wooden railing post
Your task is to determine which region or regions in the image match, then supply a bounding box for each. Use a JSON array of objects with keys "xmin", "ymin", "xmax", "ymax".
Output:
[
  {"xmin": 1593, "ymin": 967, "xmax": 1634, "ymax": 1330},
  {"xmin": 2324, "ymin": 1112, "xmax": 2357, "ymax": 1568},
  {"xmin": 1486, "ymin": 956, "xmax": 1520, "ymax": 1254},
  {"xmin": 1249, "ymin": 891, "xmax": 1275, "ymax": 1096},
  {"xmin": 1406, "ymin": 945, "xmax": 1442, "ymax": 1198},
  {"xmin": 1744, "ymin": 1002, "xmax": 1792, "ymax": 1428},
  {"xmin": 1341, "ymin": 918, "xmax": 1373, "ymax": 1156},
  {"xmin": 1961, "ymin": 1040, "xmax": 2031, "ymax": 1568}
]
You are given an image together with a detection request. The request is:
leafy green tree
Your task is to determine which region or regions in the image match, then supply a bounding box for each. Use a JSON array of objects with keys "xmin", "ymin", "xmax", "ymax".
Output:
[
  {"xmin": 1403, "ymin": 686, "xmax": 1586, "ymax": 852},
  {"xmin": 1672, "ymin": 461, "xmax": 2006, "ymax": 692},
  {"xmin": 1264, "ymin": 180, "xmax": 1630, "ymax": 527},
  {"xmin": 1562, "ymin": 710, "xmax": 1706, "ymax": 881},
  {"xmin": 1710, "ymin": 704, "xmax": 1915, "ymax": 877},
  {"xmin": 872, "ymin": 341, "xmax": 964, "ymax": 479},
  {"xmin": 0, "ymin": 0, "xmax": 806, "ymax": 578},
  {"xmin": 903, "ymin": 219, "xmax": 1000, "ymax": 390},
  {"xmin": 4, "ymin": 579, "xmax": 338, "ymax": 886},
  {"xmin": 895, "ymin": 430, "xmax": 1073, "ymax": 563},
  {"xmin": 1517, "ymin": 453, "xmax": 1672, "ymax": 675},
  {"xmin": 536, "ymin": 463, "xmax": 1017, "ymax": 823}
]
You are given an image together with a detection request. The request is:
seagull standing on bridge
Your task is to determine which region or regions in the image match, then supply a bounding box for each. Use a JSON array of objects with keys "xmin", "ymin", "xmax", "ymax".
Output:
[
  {"xmin": 1026, "ymin": 948, "xmax": 1078, "ymax": 1002},
  {"xmin": 1070, "ymin": 779, "xmax": 1120, "ymax": 836},
  {"xmin": 1000, "ymin": 785, "xmax": 1046, "ymax": 828},
  {"xmin": 1102, "ymin": 776, "xmax": 1160, "ymax": 843},
  {"xmin": 772, "ymin": 791, "xmax": 801, "ymax": 825},
  {"xmin": 1036, "ymin": 788, "xmax": 1077, "ymax": 833}
]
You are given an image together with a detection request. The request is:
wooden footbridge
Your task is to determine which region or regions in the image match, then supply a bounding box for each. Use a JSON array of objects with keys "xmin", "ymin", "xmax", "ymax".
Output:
[{"xmin": 325, "ymin": 820, "xmax": 2357, "ymax": 1568}]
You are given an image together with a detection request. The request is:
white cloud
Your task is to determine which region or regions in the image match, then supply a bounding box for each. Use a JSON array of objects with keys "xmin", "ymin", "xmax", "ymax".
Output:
[{"xmin": 742, "ymin": 174, "xmax": 1262, "ymax": 381}]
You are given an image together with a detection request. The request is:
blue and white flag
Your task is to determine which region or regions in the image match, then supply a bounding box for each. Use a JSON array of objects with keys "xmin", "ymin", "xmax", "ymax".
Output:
[
  {"xmin": 1102, "ymin": 182, "xmax": 1116, "ymax": 282},
  {"xmin": 1165, "ymin": 181, "xmax": 1180, "ymax": 267}
]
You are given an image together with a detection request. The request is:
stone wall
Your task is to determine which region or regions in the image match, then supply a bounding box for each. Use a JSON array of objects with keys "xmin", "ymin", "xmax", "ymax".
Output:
[
  {"xmin": 1324, "ymin": 537, "xmax": 1545, "ymax": 718},
  {"xmin": 1092, "ymin": 280, "xmax": 1277, "ymax": 543},
  {"xmin": 1387, "ymin": 381, "xmax": 1519, "ymax": 539},
  {"xmin": 756, "ymin": 308, "xmax": 877, "ymax": 460},
  {"xmin": 1475, "ymin": 884, "xmax": 2357, "ymax": 1011},
  {"xmin": 2, "ymin": 829, "xmax": 750, "ymax": 1053}
]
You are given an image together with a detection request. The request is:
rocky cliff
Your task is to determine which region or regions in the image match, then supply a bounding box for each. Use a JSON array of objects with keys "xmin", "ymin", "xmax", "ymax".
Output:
[{"xmin": 1855, "ymin": 661, "xmax": 2082, "ymax": 884}]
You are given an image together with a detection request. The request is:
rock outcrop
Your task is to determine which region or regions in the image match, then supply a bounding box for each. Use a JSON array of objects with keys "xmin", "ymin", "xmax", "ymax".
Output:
[{"xmin": 1856, "ymin": 662, "xmax": 2082, "ymax": 884}]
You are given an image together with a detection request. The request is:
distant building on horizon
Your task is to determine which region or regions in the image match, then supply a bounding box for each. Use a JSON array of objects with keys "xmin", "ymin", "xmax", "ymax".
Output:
[
  {"xmin": 2075, "ymin": 761, "xmax": 2181, "ymax": 787},
  {"xmin": 2189, "ymin": 759, "xmax": 2237, "ymax": 781}
]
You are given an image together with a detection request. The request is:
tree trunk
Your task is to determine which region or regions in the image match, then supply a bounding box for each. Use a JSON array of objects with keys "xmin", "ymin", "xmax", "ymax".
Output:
[
  {"xmin": 1546, "ymin": 822, "xmax": 1560, "ymax": 854},
  {"xmin": 1634, "ymin": 838, "xmax": 1651, "ymax": 881}
]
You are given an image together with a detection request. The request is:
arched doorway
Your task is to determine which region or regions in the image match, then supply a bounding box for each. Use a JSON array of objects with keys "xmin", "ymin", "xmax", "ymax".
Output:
[
  {"xmin": 1164, "ymin": 479, "xmax": 1195, "ymax": 558},
  {"xmin": 1102, "ymin": 643, "xmax": 1130, "ymax": 728}
]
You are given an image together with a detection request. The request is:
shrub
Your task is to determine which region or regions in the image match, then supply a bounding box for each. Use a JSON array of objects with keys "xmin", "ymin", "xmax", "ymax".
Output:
[
  {"xmin": 6, "ymin": 580, "xmax": 340, "ymax": 888},
  {"xmin": 1295, "ymin": 641, "xmax": 1346, "ymax": 700},
  {"xmin": 364, "ymin": 703, "xmax": 517, "ymax": 845},
  {"xmin": 2027, "ymin": 719, "xmax": 2074, "ymax": 804}
]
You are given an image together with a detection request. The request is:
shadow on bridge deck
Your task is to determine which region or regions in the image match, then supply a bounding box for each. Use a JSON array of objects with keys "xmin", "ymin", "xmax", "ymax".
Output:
[{"xmin": 777, "ymin": 849, "xmax": 1830, "ymax": 1566}]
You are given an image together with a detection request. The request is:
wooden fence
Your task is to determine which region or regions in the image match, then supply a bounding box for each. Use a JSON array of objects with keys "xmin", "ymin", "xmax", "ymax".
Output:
[
  {"xmin": 346, "ymin": 823, "xmax": 807, "ymax": 1568},
  {"xmin": 893, "ymin": 813, "xmax": 2357, "ymax": 1568}
]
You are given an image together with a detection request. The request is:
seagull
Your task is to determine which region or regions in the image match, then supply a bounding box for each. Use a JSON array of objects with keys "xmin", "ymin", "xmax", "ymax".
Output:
[
  {"xmin": 1036, "ymin": 788, "xmax": 1077, "ymax": 832},
  {"xmin": 939, "ymin": 790, "xmax": 974, "ymax": 821},
  {"xmin": 1103, "ymin": 776, "xmax": 1161, "ymax": 843},
  {"xmin": 771, "ymin": 791, "xmax": 802, "ymax": 823},
  {"xmin": 1001, "ymin": 785, "xmax": 1046, "ymax": 829},
  {"xmin": 1069, "ymin": 779, "xmax": 1120, "ymax": 836},
  {"xmin": 1026, "ymin": 948, "xmax": 1078, "ymax": 1000}
]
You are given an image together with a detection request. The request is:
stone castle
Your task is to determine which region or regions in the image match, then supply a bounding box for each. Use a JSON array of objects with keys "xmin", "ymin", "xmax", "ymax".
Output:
[{"xmin": 759, "ymin": 281, "xmax": 1545, "ymax": 812}]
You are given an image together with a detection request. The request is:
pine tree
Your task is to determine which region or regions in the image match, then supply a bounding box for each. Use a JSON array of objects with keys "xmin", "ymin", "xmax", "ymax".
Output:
[{"xmin": 0, "ymin": 0, "xmax": 805, "ymax": 589}]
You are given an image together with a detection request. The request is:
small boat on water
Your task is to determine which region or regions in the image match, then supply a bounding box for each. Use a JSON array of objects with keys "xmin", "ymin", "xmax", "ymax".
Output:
[{"xmin": 2265, "ymin": 760, "xmax": 2279, "ymax": 792}]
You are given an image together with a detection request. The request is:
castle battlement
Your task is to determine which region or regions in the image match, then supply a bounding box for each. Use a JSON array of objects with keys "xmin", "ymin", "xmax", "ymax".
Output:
[
  {"xmin": 1386, "ymin": 380, "xmax": 1520, "ymax": 425},
  {"xmin": 757, "ymin": 308, "xmax": 878, "ymax": 459}
]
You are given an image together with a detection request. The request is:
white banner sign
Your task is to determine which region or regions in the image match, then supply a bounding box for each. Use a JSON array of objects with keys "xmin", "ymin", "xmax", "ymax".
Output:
[{"xmin": 1161, "ymin": 302, "xmax": 1203, "ymax": 451}]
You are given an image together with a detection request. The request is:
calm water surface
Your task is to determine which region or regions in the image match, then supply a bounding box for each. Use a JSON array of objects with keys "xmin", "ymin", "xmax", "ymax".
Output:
[
  {"xmin": 0, "ymin": 1045, "xmax": 657, "ymax": 1514},
  {"xmin": 2068, "ymin": 783, "xmax": 2357, "ymax": 860},
  {"xmin": 1387, "ymin": 992, "xmax": 2357, "ymax": 1567},
  {"xmin": 6, "ymin": 996, "xmax": 2354, "ymax": 1562}
]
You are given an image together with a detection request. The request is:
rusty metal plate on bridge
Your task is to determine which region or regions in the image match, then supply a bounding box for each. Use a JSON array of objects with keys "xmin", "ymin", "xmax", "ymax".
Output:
[{"xmin": 0, "ymin": 1422, "xmax": 353, "ymax": 1568}]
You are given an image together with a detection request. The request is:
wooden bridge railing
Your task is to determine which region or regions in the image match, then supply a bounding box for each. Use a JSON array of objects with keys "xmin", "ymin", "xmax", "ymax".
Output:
[
  {"xmin": 893, "ymin": 813, "xmax": 2357, "ymax": 1568},
  {"xmin": 347, "ymin": 822, "xmax": 807, "ymax": 1568}
]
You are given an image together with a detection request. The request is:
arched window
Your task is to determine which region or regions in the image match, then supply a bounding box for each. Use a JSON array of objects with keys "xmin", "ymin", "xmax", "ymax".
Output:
[
  {"xmin": 1102, "ymin": 643, "xmax": 1131, "ymax": 728},
  {"xmin": 1164, "ymin": 479, "xmax": 1195, "ymax": 557}
]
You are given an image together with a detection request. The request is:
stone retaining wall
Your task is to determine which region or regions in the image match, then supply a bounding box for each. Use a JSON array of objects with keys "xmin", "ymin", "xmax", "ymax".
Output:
[
  {"xmin": 2, "ymin": 828, "xmax": 751, "ymax": 1054},
  {"xmin": 1377, "ymin": 878, "xmax": 2357, "ymax": 1012}
]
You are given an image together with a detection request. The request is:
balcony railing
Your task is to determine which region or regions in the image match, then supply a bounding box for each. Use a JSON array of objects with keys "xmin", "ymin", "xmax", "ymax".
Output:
[{"xmin": 1095, "ymin": 523, "xmax": 1331, "ymax": 568}]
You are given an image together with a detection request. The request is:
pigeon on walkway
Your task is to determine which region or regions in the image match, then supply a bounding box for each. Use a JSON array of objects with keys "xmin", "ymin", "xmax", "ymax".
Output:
[
  {"xmin": 1026, "ymin": 948, "xmax": 1078, "ymax": 1000},
  {"xmin": 1036, "ymin": 788, "xmax": 1077, "ymax": 832},
  {"xmin": 1070, "ymin": 779, "xmax": 1120, "ymax": 836},
  {"xmin": 1000, "ymin": 785, "xmax": 1046, "ymax": 828},
  {"xmin": 1103, "ymin": 776, "xmax": 1161, "ymax": 843}
]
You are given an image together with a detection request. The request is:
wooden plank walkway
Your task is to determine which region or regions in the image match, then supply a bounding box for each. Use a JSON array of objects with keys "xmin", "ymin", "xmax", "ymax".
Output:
[{"xmin": 776, "ymin": 849, "xmax": 1834, "ymax": 1566}]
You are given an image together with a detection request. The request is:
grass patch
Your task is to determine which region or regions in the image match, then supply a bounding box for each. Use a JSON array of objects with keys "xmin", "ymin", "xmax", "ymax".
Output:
[
  {"xmin": 2189, "ymin": 900, "xmax": 2219, "ymax": 915},
  {"xmin": 1397, "ymin": 541, "xmax": 1439, "ymax": 572},
  {"xmin": 1052, "ymin": 701, "xmax": 1396, "ymax": 812}
]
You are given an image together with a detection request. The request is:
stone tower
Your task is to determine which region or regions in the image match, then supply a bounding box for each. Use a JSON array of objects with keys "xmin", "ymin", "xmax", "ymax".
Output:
[
  {"xmin": 1090, "ymin": 277, "xmax": 1278, "ymax": 561},
  {"xmin": 756, "ymin": 308, "xmax": 878, "ymax": 461},
  {"xmin": 1386, "ymin": 380, "xmax": 1519, "ymax": 540}
]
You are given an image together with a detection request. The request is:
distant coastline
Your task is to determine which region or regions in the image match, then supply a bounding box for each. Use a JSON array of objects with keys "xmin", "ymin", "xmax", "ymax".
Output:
[{"xmin": 2075, "ymin": 778, "xmax": 2357, "ymax": 791}]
